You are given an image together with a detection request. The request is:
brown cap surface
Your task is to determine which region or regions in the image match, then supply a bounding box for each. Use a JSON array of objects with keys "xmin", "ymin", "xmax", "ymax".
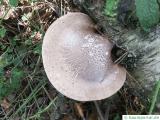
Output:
[{"xmin": 42, "ymin": 12, "xmax": 126, "ymax": 101}]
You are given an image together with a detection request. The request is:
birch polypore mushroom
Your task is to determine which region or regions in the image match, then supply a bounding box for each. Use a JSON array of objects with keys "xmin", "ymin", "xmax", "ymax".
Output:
[{"xmin": 42, "ymin": 12, "xmax": 126, "ymax": 101}]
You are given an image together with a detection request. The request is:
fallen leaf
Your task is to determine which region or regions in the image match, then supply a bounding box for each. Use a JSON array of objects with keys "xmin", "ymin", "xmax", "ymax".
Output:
[
  {"xmin": 1, "ymin": 98, "xmax": 10, "ymax": 110},
  {"xmin": 32, "ymin": 31, "xmax": 42, "ymax": 42},
  {"xmin": 0, "ymin": 5, "xmax": 5, "ymax": 18},
  {"xmin": 0, "ymin": 6, "xmax": 17, "ymax": 20}
]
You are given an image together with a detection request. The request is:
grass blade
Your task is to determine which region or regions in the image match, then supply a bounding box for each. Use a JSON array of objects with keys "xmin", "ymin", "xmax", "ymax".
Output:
[{"xmin": 149, "ymin": 80, "xmax": 160, "ymax": 114}]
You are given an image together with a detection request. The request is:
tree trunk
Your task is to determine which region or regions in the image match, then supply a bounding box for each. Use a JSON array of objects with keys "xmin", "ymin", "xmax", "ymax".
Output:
[{"xmin": 74, "ymin": 0, "xmax": 160, "ymax": 103}]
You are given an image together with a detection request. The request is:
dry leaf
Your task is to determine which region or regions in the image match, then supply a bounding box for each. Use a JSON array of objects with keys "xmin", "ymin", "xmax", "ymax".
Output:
[
  {"xmin": 0, "ymin": 5, "xmax": 5, "ymax": 18},
  {"xmin": 0, "ymin": 6, "xmax": 17, "ymax": 20},
  {"xmin": 1, "ymin": 98, "xmax": 10, "ymax": 110},
  {"xmin": 33, "ymin": 31, "xmax": 42, "ymax": 41}
]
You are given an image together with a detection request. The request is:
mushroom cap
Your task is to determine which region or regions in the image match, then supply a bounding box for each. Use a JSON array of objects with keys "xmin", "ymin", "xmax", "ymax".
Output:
[{"xmin": 42, "ymin": 12, "xmax": 126, "ymax": 101}]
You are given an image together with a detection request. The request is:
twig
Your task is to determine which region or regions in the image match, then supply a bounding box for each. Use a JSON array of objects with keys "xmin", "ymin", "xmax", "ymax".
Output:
[
  {"xmin": 114, "ymin": 51, "xmax": 128, "ymax": 64},
  {"xmin": 94, "ymin": 101, "xmax": 105, "ymax": 120},
  {"xmin": 14, "ymin": 2, "xmax": 49, "ymax": 9}
]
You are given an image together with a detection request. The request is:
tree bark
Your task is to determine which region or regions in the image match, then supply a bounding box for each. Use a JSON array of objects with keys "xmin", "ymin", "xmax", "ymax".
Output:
[{"xmin": 74, "ymin": 0, "xmax": 160, "ymax": 102}]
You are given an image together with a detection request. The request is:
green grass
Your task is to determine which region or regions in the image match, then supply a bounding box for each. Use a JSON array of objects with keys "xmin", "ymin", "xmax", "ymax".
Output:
[
  {"xmin": 0, "ymin": 0, "xmax": 65, "ymax": 119},
  {"xmin": 0, "ymin": 0, "xmax": 74, "ymax": 119}
]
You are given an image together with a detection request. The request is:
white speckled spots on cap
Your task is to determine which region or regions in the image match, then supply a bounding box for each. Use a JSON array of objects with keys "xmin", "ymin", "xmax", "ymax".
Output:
[{"xmin": 42, "ymin": 12, "xmax": 126, "ymax": 101}]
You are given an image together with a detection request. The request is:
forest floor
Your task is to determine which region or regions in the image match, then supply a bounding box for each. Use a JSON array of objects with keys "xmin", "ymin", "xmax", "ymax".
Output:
[{"xmin": 0, "ymin": 0, "xmax": 159, "ymax": 120}]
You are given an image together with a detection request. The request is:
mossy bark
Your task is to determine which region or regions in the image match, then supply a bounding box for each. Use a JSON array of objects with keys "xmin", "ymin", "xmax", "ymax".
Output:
[{"xmin": 74, "ymin": 0, "xmax": 160, "ymax": 102}]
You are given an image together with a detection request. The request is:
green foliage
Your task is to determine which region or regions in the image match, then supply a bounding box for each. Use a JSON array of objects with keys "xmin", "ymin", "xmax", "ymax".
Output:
[
  {"xmin": 0, "ymin": 43, "xmax": 24, "ymax": 100},
  {"xmin": 11, "ymin": 68, "xmax": 24, "ymax": 89},
  {"xmin": 0, "ymin": 1, "xmax": 56, "ymax": 119},
  {"xmin": 0, "ymin": 79, "xmax": 8, "ymax": 100},
  {"xmin": 0, "ymin": 68, "xmax": 24, "ymax": 100},
  {"xmin": 0, "ymin": 54, "xmax": 8, "ymax": 68},
  {"xmin": 104, "ymin": 0, "xmax": 119, "ymax": 17},
  {"xmin": 135, "ymin": 0, "xmax": 160, "ymax": 31},
  {"xmin": 9, "ymin": 0, "xmax": 19, "ymax": 7},
  {"xmin": 0, "ymin": 27, "xmax": 6, "ymax": 38},
  {"xmin": 33, "ymin": 44, "xmax": 42, "ymax": 55}
]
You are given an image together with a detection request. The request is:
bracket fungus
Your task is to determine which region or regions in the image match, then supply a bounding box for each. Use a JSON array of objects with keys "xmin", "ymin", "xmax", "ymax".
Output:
[{"xmin": 42, "ymin": 12, "xmax": 126, "ymax": 101}]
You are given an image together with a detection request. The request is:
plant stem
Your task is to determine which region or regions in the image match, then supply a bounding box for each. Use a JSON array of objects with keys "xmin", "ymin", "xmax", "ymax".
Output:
[
  {"xmin": 27, "ymin": 96, "xmax": 57, "ymax": 120},
  {"xmin": 149, "ymin": 80, "xmax": 160, "ymax": 114},
  {"xmin": 94, "ymin": 101, "xmax": 105, "ymax": 120}
]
